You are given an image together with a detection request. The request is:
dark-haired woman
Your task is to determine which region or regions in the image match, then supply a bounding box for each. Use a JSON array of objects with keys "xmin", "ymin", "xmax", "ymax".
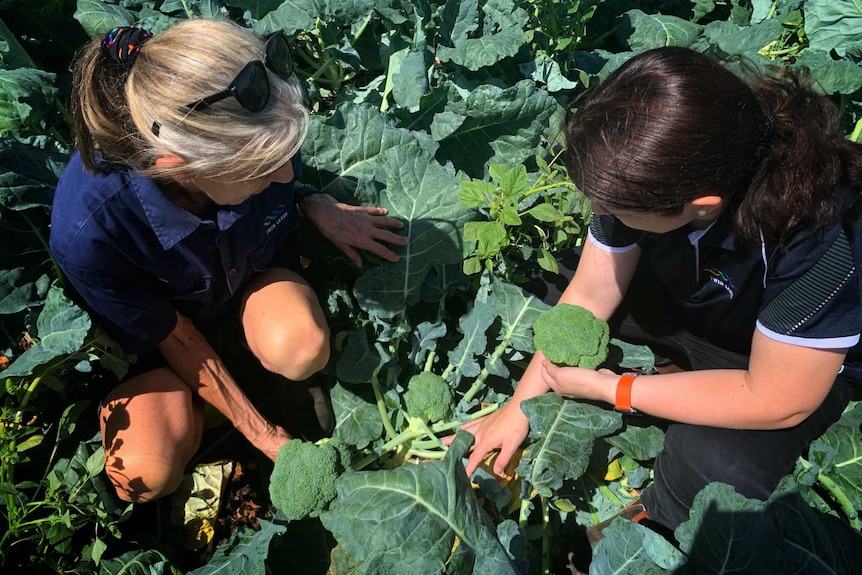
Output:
[{"xmin": 459, "ymin": 46, "xmax": 859, "ymax": 531}]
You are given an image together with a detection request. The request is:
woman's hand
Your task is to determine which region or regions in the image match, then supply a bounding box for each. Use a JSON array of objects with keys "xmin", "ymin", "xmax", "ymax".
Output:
[
  {"xmin": 540, "ymin": 361, "xmax": 617, "ymax": 404},
  {"xmin": 454, "ymin": 399, "xmax": 531, "ymax": 477},
  {"xmin": 299, "ymin": 194, "xmax": 409, "ymax": 266}
]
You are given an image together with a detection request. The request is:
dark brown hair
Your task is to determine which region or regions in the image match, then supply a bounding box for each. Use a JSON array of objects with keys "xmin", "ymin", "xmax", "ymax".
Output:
[{"xmin": 563, "ymin": 47, "xmax": 862, "ymax": 243}]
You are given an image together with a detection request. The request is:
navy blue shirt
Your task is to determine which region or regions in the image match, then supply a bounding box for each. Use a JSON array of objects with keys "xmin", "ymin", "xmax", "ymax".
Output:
[
  {"xmin": 589, "ymin": 186, "xmax": 862, "ymax": 381},
  {"xmin": 50, "ymin": 152, "xmax": 306, "ymax": 355}
]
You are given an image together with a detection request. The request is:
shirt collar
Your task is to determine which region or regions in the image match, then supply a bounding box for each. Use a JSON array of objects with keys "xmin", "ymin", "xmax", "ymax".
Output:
[
  {"xmin": 129, "ymin": 171, "xmax": 251, "ymax": 250},
  {"xmin": 698, "ymin": 207, "xmax": 736, "ymax": 250}
]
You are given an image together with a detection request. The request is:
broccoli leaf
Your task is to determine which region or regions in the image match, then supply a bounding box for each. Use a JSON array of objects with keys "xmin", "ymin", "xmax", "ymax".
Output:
[
  {"xmin": 675, "ymin": 482, "xmax": 862, "ymax": 574},
  {"xmin": 3, "ymin": 285, "xmax": 91, "ymax": 377},
  {"xmin": 332, "ymin": 382, "xmax": 384, "ymax": 449},
  {"xmin": 352, "ymin": 142, "xmax": 472, "ymax": 319},
  {"xmin": 517, "ymin": 394, "xmax": 622, "ymax": 497},
  {"xmin": 592, "ymin": 518, "xmax": 686, "ymax": 573},
  {"xmin": 187, "ymin": 520, "xmax": 286, "ymax": 575},
  {"xmin": 320, "ymin": 432, "xmax": 522, "ymax": 575}
]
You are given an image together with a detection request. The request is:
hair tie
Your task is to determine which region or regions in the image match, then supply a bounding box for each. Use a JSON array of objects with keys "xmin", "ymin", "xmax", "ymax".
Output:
[{"xmin": 100, "ymin": 26, "xmax": 152, "ymax": 66}]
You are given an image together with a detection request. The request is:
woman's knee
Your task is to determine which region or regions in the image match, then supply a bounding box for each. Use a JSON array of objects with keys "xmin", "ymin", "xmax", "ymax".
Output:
[
  {"xmin": 242, "ymin": 268, "xmax": 331, "ymax": 380},
  {"xmin": 106, "ymin": 452, "xmax": 185, "ymax": 503},
  {"xmin": 100, "ymin": 367, "xmax": 202, "ymax": 502},
  {"xmin": 256, "ymin": 320, "xmax": 330, "ymax": 380}
]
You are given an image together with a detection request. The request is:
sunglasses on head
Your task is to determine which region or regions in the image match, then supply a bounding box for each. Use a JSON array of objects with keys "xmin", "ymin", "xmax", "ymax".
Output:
[{"xmin": 185, "ymin": 31, "xmax": 295, "ymax": 113}]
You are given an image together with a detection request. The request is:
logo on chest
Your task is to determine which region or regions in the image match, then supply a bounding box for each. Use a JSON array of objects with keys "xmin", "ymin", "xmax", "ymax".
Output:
[
  {"xmin": 264, "ymin": 204, "xmax": 289, "ymax": 234},
  {"xmin": 704, "ymin": 268, "xmax": 735, "ymax": 299}
]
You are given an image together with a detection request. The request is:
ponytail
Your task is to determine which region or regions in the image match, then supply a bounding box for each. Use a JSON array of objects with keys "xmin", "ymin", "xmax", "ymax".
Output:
[
  {"xmin": 737, "ymin": 68, "xmax": 862, "ymax": 243},
  {"xmin": 71, "ymin": 29, "xmax": 149, "ymax": 172}
]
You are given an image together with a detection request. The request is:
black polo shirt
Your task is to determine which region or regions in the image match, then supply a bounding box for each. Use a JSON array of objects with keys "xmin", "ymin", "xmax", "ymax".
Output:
[
  {"xmin": 49, "ymin": 152, "xmax": 307, "ymax": 355},
  {"xmin": 589, "ymin": 187, "xmax": 862, "ymax": 381}
]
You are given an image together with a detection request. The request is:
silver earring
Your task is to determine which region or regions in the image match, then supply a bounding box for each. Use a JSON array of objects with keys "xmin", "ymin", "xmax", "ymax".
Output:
[{"xmin": 697, "ymin": 209, "xmax": 707, "ymax": 217}]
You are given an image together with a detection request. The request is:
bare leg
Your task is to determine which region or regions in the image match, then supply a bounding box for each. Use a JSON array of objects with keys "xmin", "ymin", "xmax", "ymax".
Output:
[
  {"xmin": 100, "ymin": 367, "xmax": 204, "ymax": 503},
  {"xmin": 241, "ymin": 267, "xmax": 330, "ymax": 380}
]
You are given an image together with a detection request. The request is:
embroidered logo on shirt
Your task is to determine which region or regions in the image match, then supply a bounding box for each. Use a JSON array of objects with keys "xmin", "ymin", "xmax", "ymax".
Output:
[
  {"xmin": 264, "ymin": 204, "xmax": 289, "ymax": 234},
  {"xmin": 704, "ymin": 268, "xmax": 735, "ymax": 299}
]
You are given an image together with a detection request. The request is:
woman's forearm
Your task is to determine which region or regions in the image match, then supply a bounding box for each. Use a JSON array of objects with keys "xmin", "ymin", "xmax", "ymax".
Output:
[{"xmin": 157, "ymin": 312, "xmax": 277, "ymax": 442}]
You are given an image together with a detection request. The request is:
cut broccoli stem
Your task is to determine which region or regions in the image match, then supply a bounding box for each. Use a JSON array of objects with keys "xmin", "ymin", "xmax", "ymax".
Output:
[
  {"xmin": 351, "ymin": 403, "xmax": 501, "ymax": 470},
  {"xmin": 406, "ymin": 448, "xmax": 447, "ymax": 460},
  {"xmin": 797, "ymin": 458, "xmax": 860, "ymax": 528}
]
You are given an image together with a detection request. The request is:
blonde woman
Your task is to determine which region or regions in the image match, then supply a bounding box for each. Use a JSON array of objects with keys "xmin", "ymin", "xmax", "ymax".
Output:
[{"xmin": 50, "ymin": 20, "xmax": 407, "ymax": 503}]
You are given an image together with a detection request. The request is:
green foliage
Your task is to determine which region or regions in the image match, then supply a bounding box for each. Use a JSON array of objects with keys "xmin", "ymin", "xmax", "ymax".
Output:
[
  {"xmin": 403, "ymin": 371, "xmax": 454, "ymax": 423},
  {"xmin": 269, "ymin": 437, "xmax": 351, "ymax": 521},
  {"xmin": 0, "ymin": 0, "xmax": 860, "ymax": 573},
  {"xmin": 459, "ymin": 161, "xmax": 588, "ymax": 278},
  {"xmin": 532, "ymin": 303, "xmax": 609, "ymax": 369},
  {"xmin": 320, "ymin": 432, "xmax": 522, "ymax": 575}
]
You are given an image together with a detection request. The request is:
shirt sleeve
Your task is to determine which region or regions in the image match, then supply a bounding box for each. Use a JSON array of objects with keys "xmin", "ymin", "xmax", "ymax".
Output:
[
  {"xmin": 289, "ymin": 152, "xmax": 321, "ymax": 202},
  {"xmin": 588, "ymin": 213, "xmax": 640, "ymax": 253},
  {"xmin": 54, "ymin": 245, "xmax": 177, "ymax": 355},
  {"xmin": 757, "ymin": 224, "xmax": 862, "ymax": 349}
]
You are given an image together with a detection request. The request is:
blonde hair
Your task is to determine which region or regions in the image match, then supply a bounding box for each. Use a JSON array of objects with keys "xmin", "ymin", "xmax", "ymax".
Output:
[{"xmin": 72, "ymin": 19, "xmax": 308, "ymax": 182}]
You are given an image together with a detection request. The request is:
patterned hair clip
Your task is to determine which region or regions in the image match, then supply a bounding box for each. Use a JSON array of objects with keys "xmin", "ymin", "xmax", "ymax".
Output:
[{"xmin": 100, "ymin": 26, "xmax": 153, "ymax": 66}]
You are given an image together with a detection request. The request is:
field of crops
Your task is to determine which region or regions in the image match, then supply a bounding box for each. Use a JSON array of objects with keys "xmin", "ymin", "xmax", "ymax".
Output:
[{"xmin": 1, "ymin": 0, "xmax": 861, "ymax": 573}]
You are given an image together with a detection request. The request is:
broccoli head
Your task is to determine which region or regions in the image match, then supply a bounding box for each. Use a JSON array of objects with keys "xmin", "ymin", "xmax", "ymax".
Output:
[
  {"xmin": 268, "ymin": 437, "xmax": 351, "ymax": 521},
  {"xmin": 403, "ymin": 372, "xmax": 454, "ymax": 423},
  {"xmin": 532, "ymin": 303, "xmax": 609, "ymax": 369}
]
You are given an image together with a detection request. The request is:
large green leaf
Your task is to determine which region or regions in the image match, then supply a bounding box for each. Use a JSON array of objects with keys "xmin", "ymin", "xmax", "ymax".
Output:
[
  {"xmin": 301, "ymin": 103, "xmax": 437, "ymax": 200},
  {"xmin": 591, "ymin": 518, "xmax": 685, "ymax": 574},
  {"xmin": 676, "ymin": 483, "xmax": 862, "ymax": 574},
  {"xmin": 432, "ymin": 80, "xmax": 559, "ymax": 179},
  {"xmin": 0, "ymin": 269, "xmax": 50, "ymax": 315},
  {"xmin": 189, "ymin": 519, "xmax": 286, "ymax": 575},
  {"xmin": 255, "ymin": 0, "xmax": 378, "ymax": 35},
  {"xmin": 335, "ymin": 327, "xmax": 388, "ymax": 384},
  {"xmin": 621, "ymin": 9, "xmax": 704, "ymax": 51},
  {"xmin": 701, "ymin": 18, "xmax": 784, "ymax": 56},
  {"xmin": 3, "ymin": 284, "xmax": 91, "ymax": 377},
  {"xmin": 387, "ymin": 47, "xmax": 429, "ymax": 112},
  {"xmin": 804, "ymin": 0, "xmax": 862, "ymax": 56},
  {"xmin": 517, "ymin": 395, "xmax": 622, "ymax": 497},
  {"xmin": 439, "ymin": 0, "xmax": 480, "ymax": 46},
  {"xmin": 794, "ymin": 50, "xmax": 862, "ymax": 95},
  {"xmin": 73, "ymin": 0, "xmax": 136, "ymax": 37},
  {"xmin": 481, "ymin": 274, "xmax": 550, "ymax": 355},
  {"xmin": 332, "ymin": 382, "xmax": 383, "ymax": 449},
  {"xmin": 97, "ymin": 548, "xmax": 178, "ymax": 574},
  {"xmin": 436, "ymin": 27, "xmax": 525, "ymax": 72},
  {"xmin": 605, "ymin": 424, "xmax": 665, "ymax": 462},
  {"xmin": 797, "ymin": 402, "xmax": 862, "ymax": 520},
  {"xmin": 0, "ymin": 68, "xmax": 57, "ymax": 135},
  {"xmin": 446, "ymin": 298, "xmax": 496, "ymax": 384},
  {"xmin": 320, "ymin": 431, "xmax": 522, "ymax": 575},
  {"xmin": 0, "ymin": 136, "xmax": 66, "ymax": 210},
  {"xmin": 352, "ymin": 143, "xmax": 471, "ymax": 319}
]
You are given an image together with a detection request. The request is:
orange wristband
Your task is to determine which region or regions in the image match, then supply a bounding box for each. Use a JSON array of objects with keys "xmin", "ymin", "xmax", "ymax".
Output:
[{"xmin": 614, "ymin": 373, "xmax": 639, "ymax": 414}]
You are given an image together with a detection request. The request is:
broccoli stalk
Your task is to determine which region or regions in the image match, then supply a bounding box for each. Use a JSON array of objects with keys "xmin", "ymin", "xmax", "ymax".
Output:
[
  {"xmin": 268, "ymin": 437, "xmax": 352, "ymax": 521},
  {"xmin": 532, "ymin": 303, "xmax": 609, "ymax": 368}
]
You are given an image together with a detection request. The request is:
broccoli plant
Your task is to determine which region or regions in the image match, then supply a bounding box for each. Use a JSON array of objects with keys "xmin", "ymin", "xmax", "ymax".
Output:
[{"xmin": 532, "ymin": 303, "xmax": 609, "ymax": 368}]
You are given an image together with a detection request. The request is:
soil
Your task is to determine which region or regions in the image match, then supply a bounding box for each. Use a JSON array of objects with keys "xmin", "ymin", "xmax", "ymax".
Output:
[{"xmin": 213, "ymin": 458, "xmax": 272, "ymax": 546}]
